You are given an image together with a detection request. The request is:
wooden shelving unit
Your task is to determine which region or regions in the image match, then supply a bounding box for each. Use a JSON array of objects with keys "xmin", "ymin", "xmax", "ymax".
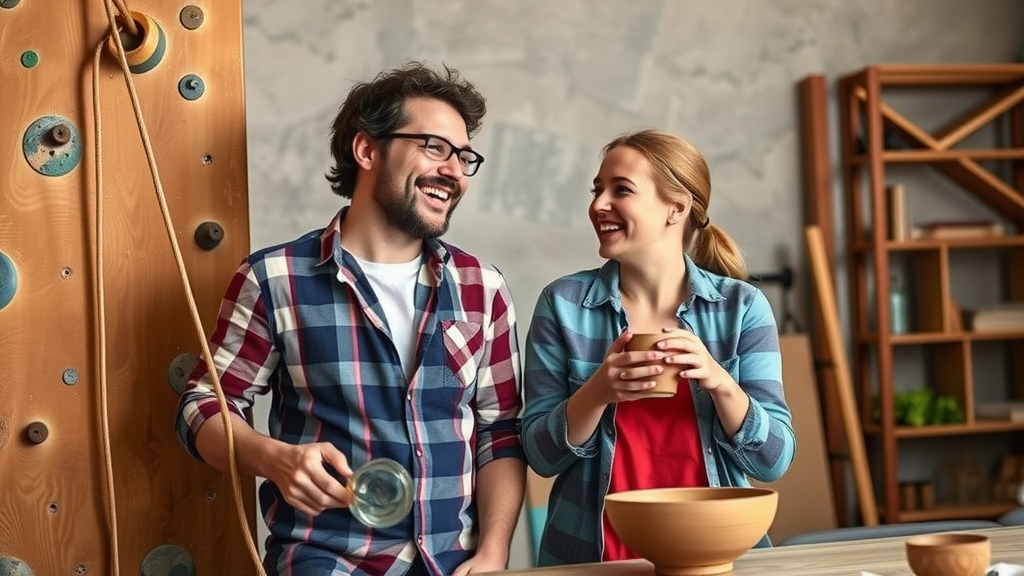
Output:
[{"xmin": 836, "ymin": 64, "xmax": 1024, "ymax": 524}]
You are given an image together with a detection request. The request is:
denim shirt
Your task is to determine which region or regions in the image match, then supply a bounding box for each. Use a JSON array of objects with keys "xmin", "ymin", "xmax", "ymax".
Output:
[{"xmin": 522, "ymin": 256, "xmax": 795, "ymax": 566}]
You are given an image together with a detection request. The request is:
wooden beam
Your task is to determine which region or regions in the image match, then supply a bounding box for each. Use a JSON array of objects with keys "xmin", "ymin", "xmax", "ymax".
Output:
[
  {"xmin": 871, "ymin": 63, "xmax": 1024, "ymax": 85},
  {"xmin": 805, "ymin": 226, "xmax": 880, "ymax": 527},
  {"xmin": 934, "ymin": 83, "xmax": 1024, "ymax": 150},
  {"xmin": 798, "ymin": 74, "xmax": 850, "ymax": 527}
]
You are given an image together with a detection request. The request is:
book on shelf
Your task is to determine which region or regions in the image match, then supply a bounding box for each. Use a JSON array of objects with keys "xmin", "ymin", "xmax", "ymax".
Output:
[
  {"xmin": 975, "ymin": 401, "xmax": 1024, "ymax": 423},
  {"xmin": 946, "ymin": 297, "xmax": 963, "ymax": 332},
  {"xmin": 964, "ymin": 302, "xmax": 1024, "ymax": 332},
  {"xmin": 886, "ymin": 183, "xmax": 910, "ymax": 241},
  {"xmin": 910, "ymin": 219, "xmax": 1005, "ymax": 240}
]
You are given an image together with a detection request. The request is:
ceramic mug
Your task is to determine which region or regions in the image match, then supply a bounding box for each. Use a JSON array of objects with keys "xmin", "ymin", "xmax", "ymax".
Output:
[{"xmin": 625, "ymin": 333, "xmax": 683, "ymax": 397}]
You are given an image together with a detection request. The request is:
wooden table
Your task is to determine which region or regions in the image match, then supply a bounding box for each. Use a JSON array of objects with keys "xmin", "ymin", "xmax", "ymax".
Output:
[{"xmin": 489, "ymin": 526, "xmax": 1024, "ymax": 575}]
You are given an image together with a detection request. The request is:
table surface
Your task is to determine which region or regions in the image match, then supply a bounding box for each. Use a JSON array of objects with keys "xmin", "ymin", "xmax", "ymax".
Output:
[{"xmin": 487, "ymin": 526, "xmax": 1024, "ymax": 576}]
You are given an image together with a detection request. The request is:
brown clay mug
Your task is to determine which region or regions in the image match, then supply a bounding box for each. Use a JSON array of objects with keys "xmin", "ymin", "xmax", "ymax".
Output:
[
  {"xmin": 625, "ymin": 333, "xmax": 682, "ymax": 397},
  {"xmin": 905, "ymin": 532, "xmax": 991, "ymax": 576}
]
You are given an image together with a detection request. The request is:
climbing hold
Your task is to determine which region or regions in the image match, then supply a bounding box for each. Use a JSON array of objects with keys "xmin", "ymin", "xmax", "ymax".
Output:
[
  {"xmin": 0, "ymin": 251, "xmax": 16, "ymax": 311},
  {"xmin": 179, "ymin": 5, "xmax": 204, "ymax": 30},
  {"xmin": 177, "ymin": 74, "xmax": 205, "ymax": 101},
  {"xmin": 26, "ymin": 422, "xmax": 48, "ymax": 445},
  {"xmin": 0, "ymin": 556, "xmax": 35, "ymax": 576},
  {"xmin": 62, "ymin": 368, "xmax": 79, "ymax": 386},
  {"xmin": 140, "ymin": 544, "xmax": 195, "ymax": 576},
  {"xmin": 106, "ymin": 11, "xmax": 166, "ymax": 74},
  {"xmin": 22, "ymin": 116, "xmax": 82, "ymax": 176},
  {"xmin": 193, "ymin": 221, "xmax": 223, "ymax": 250},
  {"xmin": 20, "ymin": 50, "xmax": 38, "ymax": 68},
  {"xmin": 167, "ymin": 353, "xmax": 199, "ymax": 395}
]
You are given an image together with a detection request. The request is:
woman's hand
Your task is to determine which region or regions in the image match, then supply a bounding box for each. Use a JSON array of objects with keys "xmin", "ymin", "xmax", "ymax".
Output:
[
  {"xmin": 655, "ymin": 328, "xmax": 749, "ymax": 436},
  {"xmin": 586, "ymin": 331, "xmax": 670, "ymax": 405},
  {"xmin": 655, "ymin": 328, "xmax": 734, "ymax": 393},
  {"xmin": 565, "ymin": 331, "xmax": 673, "ymax": 445}
]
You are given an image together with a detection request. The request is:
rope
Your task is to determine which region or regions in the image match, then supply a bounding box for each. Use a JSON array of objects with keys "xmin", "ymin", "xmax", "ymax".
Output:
[
  {"xmin": 91, "ymin": 39, "xmax": 120, "ymax": 576},
  {"xmin": 110, "ymin": 0, "xmax": 138, "ymax": 35},
  {"xmin": 95, "ymin": 1, "xmax": 266, "ymax": 572}
]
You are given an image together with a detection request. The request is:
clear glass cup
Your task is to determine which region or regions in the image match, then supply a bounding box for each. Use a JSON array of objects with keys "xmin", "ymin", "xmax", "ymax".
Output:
[{"xmin": 347, "ymin": 458, "xmax": 414, "ymax": 528}]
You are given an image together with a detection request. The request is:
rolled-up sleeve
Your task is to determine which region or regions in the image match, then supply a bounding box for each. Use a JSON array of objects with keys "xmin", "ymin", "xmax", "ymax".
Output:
[
  {"xmin": 174, "ymin": 262, "xmax": 278, "ymax": 460},
  {"xmin": 522, "ymin": 287, "xmax": 602, "ymax": 478},
  {"xmin": 713, "ymin": 291, "xmax": 795, "ymax": 483},
  {"xmin": 473, "ymin": 270, "xmax": 524, "ymax": 468}
]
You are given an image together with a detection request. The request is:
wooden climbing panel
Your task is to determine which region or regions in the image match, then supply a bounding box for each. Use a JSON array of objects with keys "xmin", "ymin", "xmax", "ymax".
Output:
[{"xmin": 0, "ymin": 1, "xmax": 256, "ymax": 574}]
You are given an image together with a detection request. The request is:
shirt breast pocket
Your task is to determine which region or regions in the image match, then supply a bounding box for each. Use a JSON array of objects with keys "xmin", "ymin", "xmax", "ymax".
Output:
[
  {"xmin": 567, "ymin": 359, "xmax": 599, "ymax": 393},
  {"xmin": 441, "ymin": 320, "xmax": 483, "ymax": 390},
  {"xmin": 719, "ymin": 356, "xmax": 740, "ymax": 381}
]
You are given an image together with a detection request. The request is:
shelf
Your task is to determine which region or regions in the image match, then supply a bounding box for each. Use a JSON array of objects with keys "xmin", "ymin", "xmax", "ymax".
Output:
[
  {"xmin": 850, "ymin": 149, "xmax": 1024, "ymax": 163},
  {"xmin": 831, "ymin": 63, "xmax": 1024, "ymax": 524},
  {"xmin": 857, "ymin": 331, "xmax": 1024, "ymax": 344},
  {"xmin": 896, "ymin": 502, "xmax": 1020, "ymax": 523},
  {"xmin": 865, "ymin": 421, "xmax": 1024, "ymax": 438},
  {"xmin": 852, "ymin": 235, "xmax": 1024, "ymax": 253},
  {"xmin": 842, "ymin": 64, "xmax": 1024, "ymax": 87}
]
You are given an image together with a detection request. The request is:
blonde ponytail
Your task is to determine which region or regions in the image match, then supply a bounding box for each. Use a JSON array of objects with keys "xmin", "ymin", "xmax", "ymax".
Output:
[{"xmin": 688, "ymin": 223, "xmax": 748, "ymax": 280}]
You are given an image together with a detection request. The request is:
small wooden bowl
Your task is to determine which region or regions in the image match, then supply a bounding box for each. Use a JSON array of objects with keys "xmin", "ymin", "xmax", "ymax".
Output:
[{"xmin": 905, "ymin": 532, "xmax": 991, "ymax": 576}]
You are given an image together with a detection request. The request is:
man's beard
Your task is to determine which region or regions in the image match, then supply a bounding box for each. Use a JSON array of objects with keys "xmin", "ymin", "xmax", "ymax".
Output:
[{"xmin": 374, "ymin": 175, "xmax": 461, "ymax": 239}]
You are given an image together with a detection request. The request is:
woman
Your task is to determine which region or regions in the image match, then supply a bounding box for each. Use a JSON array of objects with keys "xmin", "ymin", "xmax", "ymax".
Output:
[{"xmin": 521, "ymin": 129, "xmax": 795, "ymax": 566}]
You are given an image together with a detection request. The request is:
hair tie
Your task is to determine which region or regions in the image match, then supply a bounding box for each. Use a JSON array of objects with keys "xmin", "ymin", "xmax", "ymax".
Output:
[{"xmin": 698, "ymin": 216, "xmax": 710, "ymax": 229}]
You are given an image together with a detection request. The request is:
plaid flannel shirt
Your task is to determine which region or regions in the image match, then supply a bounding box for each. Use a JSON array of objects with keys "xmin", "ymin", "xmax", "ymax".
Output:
[{"xmin": 175, "ymin": 207, "xmax": 524, "ymax": 576}]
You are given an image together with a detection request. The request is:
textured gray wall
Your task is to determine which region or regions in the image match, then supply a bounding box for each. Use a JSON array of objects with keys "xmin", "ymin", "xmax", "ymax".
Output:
[{"xmin": 239, "ymin": 0, "xmax": 1024, "ymax": 568}]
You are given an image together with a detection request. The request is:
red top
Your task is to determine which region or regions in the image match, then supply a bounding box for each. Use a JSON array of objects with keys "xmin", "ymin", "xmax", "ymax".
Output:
[{"xmin": 602, "ymin": 382, "xmax": 708, "ymax": 561}]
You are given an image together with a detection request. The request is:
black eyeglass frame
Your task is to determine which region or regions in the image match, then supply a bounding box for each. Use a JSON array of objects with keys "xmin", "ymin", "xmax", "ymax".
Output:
[{"xmin": 383, "ymin": 132, "xmax": 485, "ymax": 176}]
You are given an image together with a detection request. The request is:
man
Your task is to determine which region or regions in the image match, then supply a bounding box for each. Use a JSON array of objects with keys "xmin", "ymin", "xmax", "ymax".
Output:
[{"xmin": 175, "ymin": 61, "xmax": 526, "ymax": 576}]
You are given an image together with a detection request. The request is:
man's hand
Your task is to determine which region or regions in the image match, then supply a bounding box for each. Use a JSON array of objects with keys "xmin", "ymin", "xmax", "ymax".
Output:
[
  {"xmin": 264, "ymin": 441, "xmax": 354, "ymax": 516},
  {"xmin": 450, "ymin": 549, "xmax": 508, "ymax": 576}
]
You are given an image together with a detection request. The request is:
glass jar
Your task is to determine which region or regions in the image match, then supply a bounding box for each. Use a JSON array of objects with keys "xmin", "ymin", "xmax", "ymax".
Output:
[{"xmin": 347, "ymin": 458, "xmax": 414, "ymax": 528}]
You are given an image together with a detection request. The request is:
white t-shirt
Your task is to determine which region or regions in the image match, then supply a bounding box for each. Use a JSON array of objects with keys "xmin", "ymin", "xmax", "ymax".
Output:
[{"xmin": 352, "ymin": 254, "xmax": 421, "ymax": 380}]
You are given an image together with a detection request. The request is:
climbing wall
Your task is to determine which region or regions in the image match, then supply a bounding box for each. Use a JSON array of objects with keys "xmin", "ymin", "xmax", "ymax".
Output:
[{"xmin": 0, "ymin": 1, "xmax": 257, "ymax": 574}]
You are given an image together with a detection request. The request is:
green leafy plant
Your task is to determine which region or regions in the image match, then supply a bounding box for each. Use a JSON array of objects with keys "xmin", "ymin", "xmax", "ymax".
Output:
[{"xmin": 872, "ymin": 389, "xmax": 965, "ymax": 426}]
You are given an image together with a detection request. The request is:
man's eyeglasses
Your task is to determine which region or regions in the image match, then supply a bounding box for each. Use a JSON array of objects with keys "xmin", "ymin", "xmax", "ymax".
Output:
[{"xmin": 383, "ymin": 133, "xmax": 485, "ymax": 177}]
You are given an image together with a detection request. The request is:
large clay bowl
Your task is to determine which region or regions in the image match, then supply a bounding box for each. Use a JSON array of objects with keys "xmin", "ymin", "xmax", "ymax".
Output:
[
  {"xmin": 604, "ymin": 487, "xmax": 778, "ymax": 576},
  {"xmin": 905, "ymin": 533, "xmax": 991, "ymax": 576}
]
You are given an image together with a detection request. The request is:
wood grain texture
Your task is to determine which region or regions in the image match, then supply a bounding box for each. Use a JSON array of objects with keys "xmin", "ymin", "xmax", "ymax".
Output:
[
  {"xmin": 484, "ymin": 526, "xmax": 1024, "ymax": 576},
  {"xmin": 0, "ymin": 1, "xmax": 256, "ymax": 574}
]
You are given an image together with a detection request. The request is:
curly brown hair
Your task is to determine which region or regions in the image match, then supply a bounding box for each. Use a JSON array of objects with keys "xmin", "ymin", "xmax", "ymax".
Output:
[{"xmin": 325, "ymin": 61, "xmax": 486, "ymax": 199}]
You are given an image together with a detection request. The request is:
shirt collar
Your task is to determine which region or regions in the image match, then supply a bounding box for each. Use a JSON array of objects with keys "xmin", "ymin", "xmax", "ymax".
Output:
[{"xmin": 583, "ymin": 253, "xmax": 725, "ymax": 311}]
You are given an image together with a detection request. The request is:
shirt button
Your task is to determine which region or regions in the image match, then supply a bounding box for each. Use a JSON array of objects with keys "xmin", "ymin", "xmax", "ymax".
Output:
[
  {"xmin": 418, "ymin": 535, "xmax": 424, "ymax": 545},
  {"xmin": 706, "ymin": 447, "xmax": 712, "ymax": 454},
  {"xmin": 416, "ymin": 448, "xmax": 423, "ymax": 458},
  {"xmin": 407, "ymin": 392, "xmax": 412, "ymax": 401}
]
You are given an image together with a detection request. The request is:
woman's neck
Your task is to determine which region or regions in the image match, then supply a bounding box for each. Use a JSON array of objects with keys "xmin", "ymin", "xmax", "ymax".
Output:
[{"xmin": 618, "ymin": 257, "xmax": 688, "ymax": 332}]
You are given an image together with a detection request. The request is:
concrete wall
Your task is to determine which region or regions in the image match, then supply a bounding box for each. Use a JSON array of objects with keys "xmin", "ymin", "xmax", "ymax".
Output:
[{"xmin": 239, "ymin": 0, "xmax": 1024, "ymax": 568}]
